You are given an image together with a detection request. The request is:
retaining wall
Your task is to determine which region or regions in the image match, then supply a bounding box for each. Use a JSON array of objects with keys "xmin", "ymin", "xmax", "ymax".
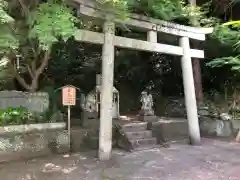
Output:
[
  {"xmin": 0, "ymin": 91, "xmax": 49, "ymax": 113},
  {"xmin": 0, "ymin": 123, "xmax": 69, "ymax": 163}
]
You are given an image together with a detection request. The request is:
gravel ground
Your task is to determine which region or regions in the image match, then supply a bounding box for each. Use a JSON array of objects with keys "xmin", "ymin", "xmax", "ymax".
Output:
[{"xmin": 0, "ymin": 138, "xmax": 240, "ymax": 180}]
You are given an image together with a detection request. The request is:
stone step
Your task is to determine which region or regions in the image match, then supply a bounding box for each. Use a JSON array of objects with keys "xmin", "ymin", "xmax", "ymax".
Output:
[
  {"xmin": 130, "ymin": 138, "xmax": 157, "ymax": 149},
  {"xmin": 134, "ymin": 144, "xmax": 168, "ymax": 151},
  {"xmin": 122, "ymin": 122, "xmax": 148, "ymax": 132},
  {"xmin": 125, "ymin": 130, "xmax": 152, "ymax": 140}
]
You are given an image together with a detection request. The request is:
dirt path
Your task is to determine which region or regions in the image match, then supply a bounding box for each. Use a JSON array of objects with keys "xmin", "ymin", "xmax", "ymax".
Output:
[{"xmin": 0, "ymin": 138, "xmax": 240, "ymax": 180}]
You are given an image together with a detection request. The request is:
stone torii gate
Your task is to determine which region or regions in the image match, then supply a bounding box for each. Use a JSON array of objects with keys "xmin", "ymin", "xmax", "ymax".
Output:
[{"xmin": 70, "ymin": 0, "xmax": 213, "ymax": 160}]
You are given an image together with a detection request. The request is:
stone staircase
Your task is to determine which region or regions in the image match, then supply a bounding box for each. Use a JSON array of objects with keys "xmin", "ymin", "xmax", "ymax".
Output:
[
  {"xmin": 69, "ymin": 115, "xmax": 188, "ymax": 152},
  {"xmin": 116, "ymin": 122, "xmax": 158, "ymax": 151},
  {"xmin": 115, "ymin": 116, "xmax": 189, "ymax": 151}
]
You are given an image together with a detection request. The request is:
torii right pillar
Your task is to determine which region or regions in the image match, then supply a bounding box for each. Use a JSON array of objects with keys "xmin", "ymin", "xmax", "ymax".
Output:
[{"xmin": 180, "ymin": 36, "xmax": 201, "ymax": 145}]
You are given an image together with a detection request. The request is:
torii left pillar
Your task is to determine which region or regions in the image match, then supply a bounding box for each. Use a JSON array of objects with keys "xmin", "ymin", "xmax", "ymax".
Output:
[{"xmin": 99, "ymin": 21, "xmax": 115, "ymax": 160}]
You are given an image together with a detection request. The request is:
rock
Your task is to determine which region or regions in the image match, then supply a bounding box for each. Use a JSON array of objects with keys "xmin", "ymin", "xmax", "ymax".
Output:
[
  {"xmin": 231, "ymin": 105, "xmax": 240, "ymax": 113},
  {"xmin": 164, "ymin": 99, "xmax": 186, "ymax": 117},
  {"xmin": 42, "ymin": 163, "xmax": 61, "ymax": 173},
  {"xmin": 216, "ymin": 119, "xmax": 233, "ymax": 137},
  {"xmin": 198, "ymin": 109, "xmax": 210, "ymax": 116},
  {"xmin": 199, "ymin": 118, "xmax": 233, "ymax": 137},
  {"xmin": 198, "ymin": 105, "xmax": 210, "ymax": 116},
  {"xmin": 220, "ymin": 113, "xmax": 232, "ymax": 121}
]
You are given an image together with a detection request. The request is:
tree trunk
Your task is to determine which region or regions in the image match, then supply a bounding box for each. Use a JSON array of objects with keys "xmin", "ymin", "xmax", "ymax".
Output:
[
  {"xmin": 29, "ymin": 78, "xmax": 39, "ymax": 92},
  {"xmin": 188, "ymin": 0, "xmax": 204, "ymax": 103},
  {"xmin": 192, "ymin": 48, "xmax": 204, "ymax": 102},
  {"xmin": 9, "ymin": 50, "xmax": 50, "ymax": 92}
]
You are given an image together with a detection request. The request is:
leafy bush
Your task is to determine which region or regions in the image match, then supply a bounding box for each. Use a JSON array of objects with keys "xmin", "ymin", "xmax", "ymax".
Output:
[
  {"xmin": 207, "ymin": 21, "xmax": 240, "ymax": 71},
  {"xmin": 40, "ymin": 86, "xmax": 64, "ymax": 123},
  {"xmin": 0, "ymin": 106, "xmax": 43, "ymax": 126}
]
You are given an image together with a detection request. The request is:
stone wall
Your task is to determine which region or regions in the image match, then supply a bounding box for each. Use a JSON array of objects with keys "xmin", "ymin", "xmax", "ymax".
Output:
[
  {"xmin": 0, "ymin": 91, "xmax": 49, "ymax": 113},
  {"xmin": 0, "ymin": 123, "xmax": 69, "ymax": 163}
]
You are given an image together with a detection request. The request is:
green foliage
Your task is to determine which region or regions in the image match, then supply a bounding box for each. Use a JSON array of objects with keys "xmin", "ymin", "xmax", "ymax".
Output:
[
  {"xmin": 97, "ymin": 0, "xmax": 129, "ymax": 20},
  {"xmin": 97, "ymin": 0, "xmax": 218, "ymax": 25},
  {"xmin": 0, "ymin": 106, "xmax": 43, "ymax": 125},
  {"xmin": 211, "ymin": 25, "xmax": 240, "ymax": 47},
  {"xmin": 115, "ymin": 0, "xmax": 187, "ymax": 21},
  {"xmin": 207, "ymin": 56, "xmax": 240, "ymax": 71},
  {"xmin": 0, "ymin": 0, "xmax": 13, "ymax": 23},
  {"xmin": 224, "ymin": 20, "xmax": 240, "ymax": 27},
  {"xmin": 0, "ymin": 0, "xmax": 77, "ymax": 59},
  {"xmin": 223, "ymin": 21, "xmax": 240, "ymax": 48},
  {"xmin": 182, "ymin": 2, "xmax": 219, "ymax": 27},
  {"xmin": 0, "ymin": 0, "xmax": 78, "ymax": 91},
  {"xmin": 0, "ymin": 57, "xmax": 14, "ymax": 88},
  {"xmin": 40, "ymin": 85, "xmax": 63, "ymax": 122},
  {"xmin": 207, "ymin": 21, "xmax": 240, "ymax": 71},
  {"xmin": 128, "ymin": 0, "xmax": 185, "ymax": 21},
  {"xmin": 0, "ymin": 14, "xmax": 16, "ymax": 87},
  {"xmin": 28, "ymin": 1, "xmax": 78, "ymax": 50},
  {"xmin": 0, "ymin": 0, "xmax": 18, "ymax": 54},
  {"xmin": 0, "ymin": 25, "xmax": 19, "ymax": 54}
]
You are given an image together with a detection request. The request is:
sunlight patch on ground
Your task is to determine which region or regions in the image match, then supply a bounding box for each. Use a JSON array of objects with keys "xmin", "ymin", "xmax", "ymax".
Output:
[{"xmin": 42, "ymin": 163, "xmax": 77, "ymax": 174}]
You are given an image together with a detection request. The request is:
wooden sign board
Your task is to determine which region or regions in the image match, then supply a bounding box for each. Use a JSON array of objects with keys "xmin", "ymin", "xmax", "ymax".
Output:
[{"xmin": 62, "ymin": 86, "xmax": 76, "ymax": 106}]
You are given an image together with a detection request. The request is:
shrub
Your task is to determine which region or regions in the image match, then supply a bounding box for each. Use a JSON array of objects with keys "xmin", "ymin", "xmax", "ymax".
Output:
[{"xmin": 0, "ymin": 106, "xmax": 43, "ymax": 126}]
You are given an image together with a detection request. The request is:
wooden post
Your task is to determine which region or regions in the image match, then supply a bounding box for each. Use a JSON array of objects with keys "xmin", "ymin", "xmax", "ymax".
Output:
[
  {"xmin": 61, "ymin": 85, "xmax": 76, "ymax": 152},
  {"xmin": 180, "ymin": 36, "xmax": 201, "ymax": 145},
  {"xmin": 99, "ymin": 20, "xmax": 115, "ymax": 160},
  {"xmin": 67, "ymin": 105, "xmax": 71, "ymax": 150}
]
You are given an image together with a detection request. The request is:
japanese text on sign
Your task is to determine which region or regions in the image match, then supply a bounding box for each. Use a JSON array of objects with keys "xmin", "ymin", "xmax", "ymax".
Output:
[{"xmin": 62, "ymin": 86, "xmax": 76, "ymax": 106}]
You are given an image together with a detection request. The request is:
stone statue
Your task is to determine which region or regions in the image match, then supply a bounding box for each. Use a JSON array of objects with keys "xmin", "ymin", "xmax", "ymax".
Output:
[
  {"xmin": 140, "ymin": 91, "xmax": 154, "ymax": 116},
  {"xmin": 85, "ymin": 93, "xmax": 96, "ymax": 112}
]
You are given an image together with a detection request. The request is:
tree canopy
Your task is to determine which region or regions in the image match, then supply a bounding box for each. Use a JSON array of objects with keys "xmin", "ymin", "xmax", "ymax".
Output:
[
  {"xmin": 0, "ymin": 0, "xmax": 77, "ymax": 92},
  {"xmin": 96, "ymin": 0, "xmax": 216, "ymax": 26}
]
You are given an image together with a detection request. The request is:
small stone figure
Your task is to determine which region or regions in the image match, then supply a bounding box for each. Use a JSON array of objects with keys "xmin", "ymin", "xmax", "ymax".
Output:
[
  {"xmin": 85, "ymin": 93, "xmax": 97, "ymax": 112},
  {"xmin": 140, "ymin": 91, "xmax": 154, "ymax": 116}
]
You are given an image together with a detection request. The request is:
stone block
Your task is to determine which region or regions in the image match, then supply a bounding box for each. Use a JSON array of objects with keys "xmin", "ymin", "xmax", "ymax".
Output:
[
  {"xmin": 125, "ymin": 130, "xmax": 152, "ymax": 140},
  {"xmin": 122, "ymin": 122, "xmax": 148, "ymax": 132},
  {"xmin": 138, "ymin": 115, "xmax": 158, "ymax": 122},
  {"xmin": 48, "ymin": 130, "xmax": 70, "ymax": 154},
  {"xmin": 151, "ymin": 120, "xmax": 188, "ymax": 143},
  {"xmin": 130, "ymin": 138, "xmax": 157, "ymax": 148}
]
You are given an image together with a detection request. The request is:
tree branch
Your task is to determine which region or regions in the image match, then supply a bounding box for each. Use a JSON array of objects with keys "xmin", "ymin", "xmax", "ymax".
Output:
[
  {"xmin": 31, "ymin": 60, "xmax": 36, "ymax": 73},
  {"xmin": 18, "ymin": 0, "xmax": 39, "ymax": 59},
  {"xmin": 17, "ymin": 0, "xmax": 30, "ymax": 17},
  {"xmin": 35, "ymin": 50, "xmax": 50, "ymax": 78},
  {"xmin": 27, "ymin": 65, "xmax": 34, "ymax": 79},
  {"xmin": 9, "ymin": 62, "xmax": 31, "ymax": 91}
]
